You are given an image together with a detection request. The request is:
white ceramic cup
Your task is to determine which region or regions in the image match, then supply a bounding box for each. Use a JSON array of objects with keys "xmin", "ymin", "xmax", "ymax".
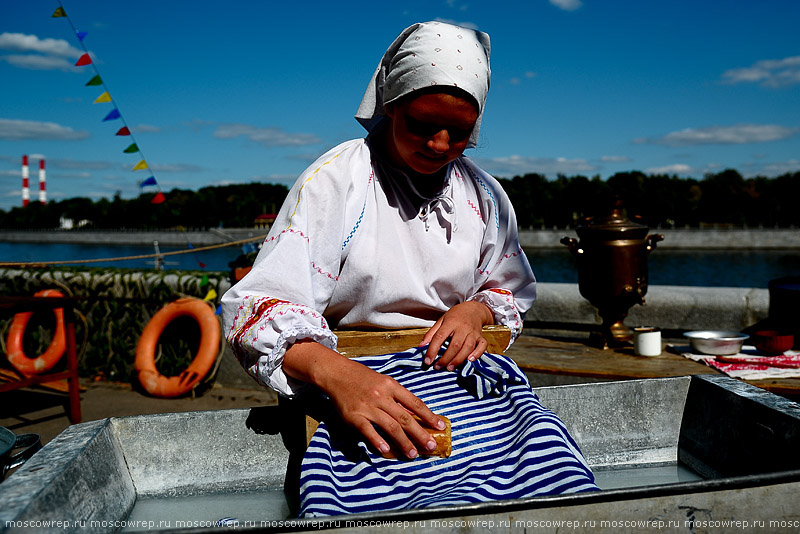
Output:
[{"xmin": 633, "ymin": 327, "xmax": 662, "ymax": 356}]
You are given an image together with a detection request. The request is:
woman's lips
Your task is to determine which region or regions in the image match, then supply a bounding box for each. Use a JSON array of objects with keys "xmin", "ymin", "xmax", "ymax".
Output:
[{"xmin": 417, "ymin": 152, "xmax": 448, "ymax": 162}]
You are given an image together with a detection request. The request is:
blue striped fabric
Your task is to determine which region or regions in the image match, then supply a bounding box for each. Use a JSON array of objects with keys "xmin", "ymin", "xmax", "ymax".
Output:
[{"xmin": 299, "ymin": 347, "xmax": 598, "ymax": 517}]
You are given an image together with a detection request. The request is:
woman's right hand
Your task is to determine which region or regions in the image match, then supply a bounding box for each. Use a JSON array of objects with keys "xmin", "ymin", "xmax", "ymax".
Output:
[{"xmin": 282, "ymin": 340, "xmax": 446, "ymax": 459}]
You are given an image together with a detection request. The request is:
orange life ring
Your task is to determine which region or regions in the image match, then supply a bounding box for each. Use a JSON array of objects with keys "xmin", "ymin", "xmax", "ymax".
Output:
[
  {"xmin": 135, "ymin": 298, "xmax": 220, "ymax": 398},
  {"xmin": 6, "ymin": 289, "xmax": 67, "ymax": 376}
]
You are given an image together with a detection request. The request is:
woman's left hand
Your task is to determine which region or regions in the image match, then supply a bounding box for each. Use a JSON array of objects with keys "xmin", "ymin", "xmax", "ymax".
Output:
[{"xmin": 420, "ymin": 301, "xmax": 494, "ymax": 371}]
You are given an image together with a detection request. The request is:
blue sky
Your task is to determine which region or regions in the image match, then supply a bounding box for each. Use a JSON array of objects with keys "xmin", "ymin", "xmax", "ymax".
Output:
[{"xmin": 1, "ymin": 0, "xmax": 798, "ymax": 211}]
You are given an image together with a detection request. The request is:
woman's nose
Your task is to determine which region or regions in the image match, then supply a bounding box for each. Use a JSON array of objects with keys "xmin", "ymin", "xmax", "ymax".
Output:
[{"xmin": 427, "ymin": 129, "xmax": 450, "ymax": 153}]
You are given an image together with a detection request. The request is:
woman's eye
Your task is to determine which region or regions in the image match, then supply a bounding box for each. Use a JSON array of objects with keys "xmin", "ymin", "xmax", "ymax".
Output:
[
  {"xmin": 405, "ymin": 116, "xmax": 471, "ymax": 141},
  {"xmin": 405, "ymin": 116, "xmax": 440, "ymax": 137},
  {"xmin": 448, "ymin": 128, "xmax": 470, "ymax": 142}
]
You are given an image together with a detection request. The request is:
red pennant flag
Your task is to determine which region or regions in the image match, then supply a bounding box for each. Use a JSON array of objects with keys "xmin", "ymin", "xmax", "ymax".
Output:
[
  {"xmin": 198, "ymin": 261, "xmax": 207, "ymax": 268},
  {"xmin": 75, "ymin": 53, "xmax": 92, "ymax": 66},
  {"xmin": 151, "ymin": 192, "xmax": 166, "ymax": 204},
  {"xmin": 116, "ymin": 126, "xmax": 131, "ymax": 136}
]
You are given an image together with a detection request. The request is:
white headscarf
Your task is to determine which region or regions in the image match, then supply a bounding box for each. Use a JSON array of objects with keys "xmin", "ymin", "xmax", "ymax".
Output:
[{"xmin": 355, "ymin": 21, "xmax": 491, "ymax": 149}]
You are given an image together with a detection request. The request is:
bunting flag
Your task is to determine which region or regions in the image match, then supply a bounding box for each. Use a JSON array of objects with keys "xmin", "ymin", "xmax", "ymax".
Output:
[
  {"xmin": 93, "ymin": 92, "xmax": 112, "ymax": 104},
  {"xmin": 102, "ymin": 109, "xmax": 121, "ymax": 121},
  {"xmin": 179, "ymin": 229, "xmax": 209, "ymax": 270},
  {"xmin": 203, "ymin": 289, "xmax": 217, "ymax": 302},
  {"xmin": 53, "ymin": 1, "xmax": 166, "ymax": 207}
]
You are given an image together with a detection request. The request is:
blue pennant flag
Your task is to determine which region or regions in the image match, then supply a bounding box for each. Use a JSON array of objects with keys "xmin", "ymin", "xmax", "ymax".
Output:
[
  {"xmin": 139, "ymin": 176, "xmax": 157, "ymax": 187},
  {"xmin": 76, "ymin": 31, "xmax": 88, "ymax": 41},
  {"xmin": 102, "ymin": 109, "xmax": 121, "ymax": 121}
]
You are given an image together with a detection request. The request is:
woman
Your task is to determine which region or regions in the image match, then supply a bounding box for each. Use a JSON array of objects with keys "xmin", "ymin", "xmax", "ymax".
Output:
[{"xmin": 222, "ymin": 21, "xmax": 596, "ymax": 516}]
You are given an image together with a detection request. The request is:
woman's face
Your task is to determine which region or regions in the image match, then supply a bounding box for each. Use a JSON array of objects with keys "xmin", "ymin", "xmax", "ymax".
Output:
[{"xmin": 385, "ymin": 92, "xmax": 479, "ymax": 175}]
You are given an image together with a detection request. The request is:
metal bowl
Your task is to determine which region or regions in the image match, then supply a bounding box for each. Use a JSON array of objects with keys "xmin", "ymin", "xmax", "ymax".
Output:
[{"xmin": 684, "ymin": 331, "xmax": 749, "ymax": 356}]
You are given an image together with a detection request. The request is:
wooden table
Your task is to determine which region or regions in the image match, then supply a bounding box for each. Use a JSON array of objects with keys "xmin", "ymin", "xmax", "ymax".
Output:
[
  {"xmin": 507, "ymin": 334, "xmax": 800, "ymax": 399},
  {"xmin": 0, "ymin": 296, "xmax": 82, "ymax": 423}
]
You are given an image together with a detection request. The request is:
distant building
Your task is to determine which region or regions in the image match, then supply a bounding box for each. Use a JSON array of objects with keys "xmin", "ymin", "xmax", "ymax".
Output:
[
  {"xmin": 254, "ymin": 213, "xmax": 277, "ymax": 229},
  {"xmin": 59, "ymin": 216, "xmax": 91, "ymax": 229}
]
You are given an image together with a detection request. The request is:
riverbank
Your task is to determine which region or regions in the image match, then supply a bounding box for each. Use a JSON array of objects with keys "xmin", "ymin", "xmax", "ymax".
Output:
[{"xmin": 2, "ymin": 227, "xmax": 799, "ymax": 249}]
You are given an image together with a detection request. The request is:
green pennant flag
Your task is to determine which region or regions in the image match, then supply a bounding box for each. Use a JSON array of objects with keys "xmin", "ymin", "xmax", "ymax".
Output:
[
  {"xmin": 123, "ymin": 143, "xmax": 139, "ymax": 153},
  {"xmin": 52, "ymin": 6, "xmax": 67, "ymax": 17},
  {"xmin": 85, "ymin": 75, "xmax": 103, "ymax": 86}
]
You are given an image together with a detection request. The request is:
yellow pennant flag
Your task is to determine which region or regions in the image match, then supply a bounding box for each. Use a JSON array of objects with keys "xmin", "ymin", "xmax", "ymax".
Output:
[
  {"xmin": 203, "ymin": 289, "xmax": 218, "ymax": 302},
  {"xmin": 52, "ymin": 7, "xmax": 67, "ymax": 17},
  {"xmin": 93, "ymin": 92, "xmax": 112, "ymax": 104},
  {"xmin": 132, "ymin": 160, "xmax": 149, "ymax": 171}
]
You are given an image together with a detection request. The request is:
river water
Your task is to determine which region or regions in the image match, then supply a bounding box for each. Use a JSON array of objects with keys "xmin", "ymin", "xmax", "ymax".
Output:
[{"xmin": 1, "ymin": 242, "xmax": 799, "ymax": 288}]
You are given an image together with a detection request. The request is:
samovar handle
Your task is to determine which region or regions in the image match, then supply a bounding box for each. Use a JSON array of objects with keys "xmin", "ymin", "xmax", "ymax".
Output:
[
  {"xmin": 560, "ymin": 236, "xmax": 581, "ymax": 257},
  {"xmin": 645, "ymin": 233, "xmax": 664, "ymax": 254}
]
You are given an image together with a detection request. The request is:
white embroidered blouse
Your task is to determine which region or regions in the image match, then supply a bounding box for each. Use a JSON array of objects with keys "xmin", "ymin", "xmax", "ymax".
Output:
[{"xmin": 221, "ymin": 137, "xmax": 536, "ymax": 397}]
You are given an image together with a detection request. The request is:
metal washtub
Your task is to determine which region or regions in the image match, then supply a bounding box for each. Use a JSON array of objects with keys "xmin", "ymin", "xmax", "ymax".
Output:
[{"xmin": 2, "ymin": 374, "xmax": 800, "ymax": 533}]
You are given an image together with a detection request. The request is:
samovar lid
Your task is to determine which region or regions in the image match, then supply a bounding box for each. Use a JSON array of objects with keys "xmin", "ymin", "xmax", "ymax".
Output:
[{"xmin": 576, "ymin": 199, "xmax": 649, "ymax": 240}]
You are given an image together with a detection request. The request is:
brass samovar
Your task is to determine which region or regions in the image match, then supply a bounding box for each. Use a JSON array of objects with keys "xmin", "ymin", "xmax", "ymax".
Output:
[{"xmin": 561, "ymin": 201, "xmax": 664, "ymax": 347}]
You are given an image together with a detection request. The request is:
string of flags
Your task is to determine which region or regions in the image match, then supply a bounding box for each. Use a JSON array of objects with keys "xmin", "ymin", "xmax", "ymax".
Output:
[
  {"xmin": 52, "ymin": 3, "xmax": 166, "ymax": 205},
  {"xmin": 51, "ymin": 2, "xmax": 212, "ymax": 273}
]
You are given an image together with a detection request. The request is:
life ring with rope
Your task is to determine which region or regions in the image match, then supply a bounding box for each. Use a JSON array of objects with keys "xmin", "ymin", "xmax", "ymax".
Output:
[
  {"xmin": 6, "ymin": 289, "xmax": 67, "ymax": 376},
  {"xmin": 135, "ymin": 298, "xmax": 220, "ymax": 398}
]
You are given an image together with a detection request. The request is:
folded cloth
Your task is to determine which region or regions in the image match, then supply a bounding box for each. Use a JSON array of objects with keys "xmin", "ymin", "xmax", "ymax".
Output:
[
  {"xmin": 677, "ymin": 344, "xmax": 800, "ymax": 379},
  {"xmin": 299, "ymin": 346, "xmax": 598, "ymax": 517}
]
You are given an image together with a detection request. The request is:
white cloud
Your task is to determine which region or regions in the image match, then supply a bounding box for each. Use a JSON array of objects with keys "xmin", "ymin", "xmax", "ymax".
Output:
[
  {"xmin": 133, "ymin": 124, "xmax": 161, "ymax": 133},
  {"xmin": 1, "ymin": 54, "xmax": 79, "ymax": 71},
  {"xmin": 742, "ymin": 159, "xmax": 800, "ymax": 177},
  {"xmin": 49, "ymin": 158, "xmax": 114, "ymax": 171},
  {"xmin": 0, "ymin": 32, "xmax": 84, "ymax": 72},
  {"xmin": 510, "ymin": 72, "xmax": 537, "ymax": 85},
  {"xmin": 0, "ymin": 118, "xmax": 90, "ymax": 141},
  {"xmin": 214, "ymin": 123, "xmax": 320, "ymax": 147},
  {"xmin": 722, "ymin": 56, "xmax": 800, "ymax": 88},
  {"xmin": 601, "ymin": 155, "xmax": 632, "ymax": 163},
  {"xmin": 635, "ymin": 124, "xmax": 798, "ymax": 147},
  {"xmin": 148, "ymin": 163, "xmax": 204, "ymax": 173},
  {"xmin": 645, "ymin": 164, "xmax": 694, "ymax": 175},
  {"xmin": 476, "ymin": 154, "xmax": 597, "ymax": 177},
  {"xmin": 549, "ymin": 0, "xmax": 582, "ymax": 11},
  {"xmin": 0, "ymin": 33, "xmax": 81, "ymax": 57}
]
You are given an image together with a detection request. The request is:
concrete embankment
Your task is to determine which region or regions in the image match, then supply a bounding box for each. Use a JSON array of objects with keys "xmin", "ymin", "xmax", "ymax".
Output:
[
  {"xmin": 1, "ymin": 227, "xmax": 799, "ymax": 249},
  {"xmin": 527, "ymin": 282, "xmax": 768, "ymax": 334},
  {"xmin": 522, "ymin": 228, "xmax": 800, "ymax": 249},
  {"xmin": 0, "ymin": 228, "xmax": 265, "ymax": 247}
]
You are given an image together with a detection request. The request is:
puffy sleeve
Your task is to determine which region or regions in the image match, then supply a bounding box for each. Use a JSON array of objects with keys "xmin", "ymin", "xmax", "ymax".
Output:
[
  {"xmin": 221, "ymin": 140, "xmax": 368, "ymax": 396},
  {"xmin": 461, "ymin": 159, "xmax": 537, "ymax": 346}
]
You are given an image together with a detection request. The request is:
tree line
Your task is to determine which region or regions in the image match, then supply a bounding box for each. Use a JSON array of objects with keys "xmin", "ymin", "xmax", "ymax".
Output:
[{"xmin": 1, "ymin": 169, "xmax": 799, "ymax": 230}]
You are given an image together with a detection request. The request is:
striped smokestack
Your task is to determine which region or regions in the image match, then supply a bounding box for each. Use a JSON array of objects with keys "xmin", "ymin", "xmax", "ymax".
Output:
[
  {"xmin": 22, "ymin": 155, "xmax": 29, "ymax": 207},
  {"xmin": 39, "ymin": 158, "xmax": 47, "ymax": 204}
]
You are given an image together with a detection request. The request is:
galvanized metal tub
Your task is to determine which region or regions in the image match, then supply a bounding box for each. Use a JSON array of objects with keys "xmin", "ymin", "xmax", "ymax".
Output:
[{"xmin": 2, "ymin": 374, "xmax": 800, "ymax": 533}]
